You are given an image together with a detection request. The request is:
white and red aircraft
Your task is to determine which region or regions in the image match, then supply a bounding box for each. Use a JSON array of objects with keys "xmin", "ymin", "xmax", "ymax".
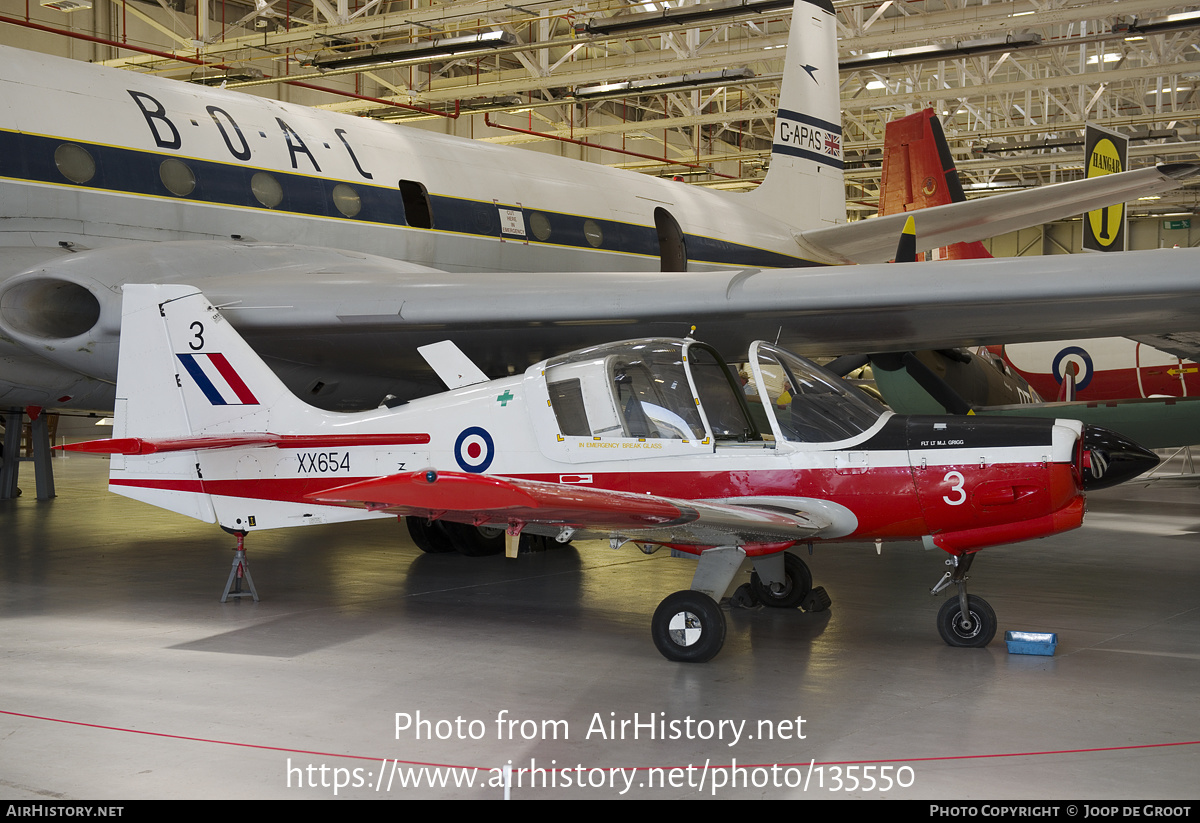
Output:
[
  {"xmin": 3, "ymin": 0, "xmax": 1200, "ymax": 413},
  {"xmin": 65, "ymin": 283, "xmax": 1157, "ymax": 662}
]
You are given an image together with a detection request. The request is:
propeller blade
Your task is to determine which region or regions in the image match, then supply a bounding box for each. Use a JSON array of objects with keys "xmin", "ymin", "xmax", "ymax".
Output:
[{"xmin": 894, "ymin": 215, "xmax": 918, "ymax": 263}]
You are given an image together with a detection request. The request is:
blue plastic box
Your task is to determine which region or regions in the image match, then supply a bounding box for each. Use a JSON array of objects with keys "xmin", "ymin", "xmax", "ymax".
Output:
[{"xmin": 1005, "ymin": 631, "xmax": 1058, "ymax": 656}]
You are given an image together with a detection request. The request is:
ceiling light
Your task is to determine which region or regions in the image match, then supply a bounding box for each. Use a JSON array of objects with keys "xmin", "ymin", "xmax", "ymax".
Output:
[
  {"xmin": 574, "ymin": 67, "xmax": 755, "ymax": 99},
  {"xmin": 309, "ymin": 31, "xmax": 518, "ymax": 72}
]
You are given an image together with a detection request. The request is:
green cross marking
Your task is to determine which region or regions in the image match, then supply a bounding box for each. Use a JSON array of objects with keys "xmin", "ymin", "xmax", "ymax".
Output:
[{"xmin": 497, "ymin": 390, "xmax": 514, "ymax": 406}]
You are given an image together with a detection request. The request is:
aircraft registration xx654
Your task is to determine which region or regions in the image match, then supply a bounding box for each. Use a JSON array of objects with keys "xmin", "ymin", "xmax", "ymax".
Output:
[{"xmin": 66, "ymin": 285, "xmax": 1157, "ymax": 662}]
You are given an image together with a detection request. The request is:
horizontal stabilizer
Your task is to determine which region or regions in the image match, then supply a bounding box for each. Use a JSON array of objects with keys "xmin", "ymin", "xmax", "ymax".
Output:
[{"xmin": 799, "ymin": 163, "xmax": 1200, "ymax": 264}]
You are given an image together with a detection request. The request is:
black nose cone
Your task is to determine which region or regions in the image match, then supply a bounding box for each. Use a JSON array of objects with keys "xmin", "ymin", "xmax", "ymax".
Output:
[{"xmin": 1082, "ymin": 426, "xmax": 1160, "ymax": 491}]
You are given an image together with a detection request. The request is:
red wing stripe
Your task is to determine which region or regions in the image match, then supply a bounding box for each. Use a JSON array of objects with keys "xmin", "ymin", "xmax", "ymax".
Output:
[
  {"xmin": 58, "ymin": 432, "xmax": 431, "ymax": 454},
  {"xmin": 273, "ymin": 434, "xmax": 430, "ymax": 448},
  {"xmin": 60, "ymin": 435, "xmax": 274, "ymax": 454},
  {"xmin": 206, "ymin": 352, "xmax": 259, "ymax": 405}
]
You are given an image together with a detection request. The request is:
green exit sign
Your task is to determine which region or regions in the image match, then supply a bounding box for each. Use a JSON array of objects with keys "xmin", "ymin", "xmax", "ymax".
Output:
[{"xmin": 1163, "ymin": 219, "xmax": 1191, "ymax": 230}]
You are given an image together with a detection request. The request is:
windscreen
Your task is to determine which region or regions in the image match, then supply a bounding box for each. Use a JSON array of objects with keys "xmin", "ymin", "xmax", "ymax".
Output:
[{"xmin": 750, "ymin": 342, "xmax": 886, "ymax": 443}]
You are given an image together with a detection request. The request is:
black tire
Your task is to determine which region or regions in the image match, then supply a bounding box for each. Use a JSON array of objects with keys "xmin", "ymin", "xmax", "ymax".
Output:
[
  {"xmin": 406, "ymin": 517, "xmax": 455, "ymax": 553},
  {"xmin": 937, "ymin": 595, "xmax": 997, "ymax": 648},
  {"xmin": 651, "ymin": 591, "xmax": 726, "ymax": 663},
  {"xmin": 801, "ymin": 585, "xmax": 832, "ymax": 613},
  {"xmin": 518, "ymin": 533, "xmax": 554, "ymax": 553},
  {"xmin": 749, "ymin": 552, "xmax": 813, "ymax": 609},
  {"xmin": 440, "ymin": 522, "xmax": 506, "ymax": 557},
  {"xmin": 730, "ymin": 584, "xmax": 758, "ymax": 609}
]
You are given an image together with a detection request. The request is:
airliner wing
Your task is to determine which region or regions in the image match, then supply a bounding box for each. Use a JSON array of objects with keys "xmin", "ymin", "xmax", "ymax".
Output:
[
  {"xmin": 797, "ymin": 164, "xmax": 1200, "ymax": 264},
  {"xmin": 9, "ymin": 239, "xmax": 1200, "ymax": 410},
  {"xmin": 308, "ymin": 470, "xmax": 831, "ymax": 548},
  {"xmin": 1130, "ymin": 332, "xmax": 1200, "ymax": 363}
]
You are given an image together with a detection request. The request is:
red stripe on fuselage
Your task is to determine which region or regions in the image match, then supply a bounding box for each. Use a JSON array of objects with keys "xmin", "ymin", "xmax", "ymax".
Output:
[
  {"xmin": 113, "ymin": 466, "xmax": 953, "ymax": 540},
  {"xmin": 110, "ymin": 461, "xmax": 1080, "ymax": 547},
  {"xmin": 111, "ymin": 478, "xmax": 205, "ymax": 492}
]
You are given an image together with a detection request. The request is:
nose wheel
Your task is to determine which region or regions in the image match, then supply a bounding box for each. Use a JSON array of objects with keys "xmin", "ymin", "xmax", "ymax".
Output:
[
  {"xmin": 936, "ymin": 594, "xmax": 996, "ymax": 647},
  {"xmin": 652, "ymin": 591, "xmax": 726, "ymax": 663},
  {"xmin": 931, "ymin": 552, "xmax": 996, "ymax": 647}
]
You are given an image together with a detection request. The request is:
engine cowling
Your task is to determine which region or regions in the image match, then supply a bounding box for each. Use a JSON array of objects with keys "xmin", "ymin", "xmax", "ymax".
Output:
[{"xmin": 906, "ymin": 416, "xmax": 1087, "ymax": 554}]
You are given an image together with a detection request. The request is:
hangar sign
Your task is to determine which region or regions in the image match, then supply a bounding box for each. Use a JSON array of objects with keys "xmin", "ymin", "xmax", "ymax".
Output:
[{"xmin": 1083, "ymin": 124, "xmax": 1129, "ymax": 252}]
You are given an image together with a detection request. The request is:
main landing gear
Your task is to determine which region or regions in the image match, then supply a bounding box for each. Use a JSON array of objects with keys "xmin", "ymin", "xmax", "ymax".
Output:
[
  {"xmin": 405, "ymin": 517, "xmax": 556, "ymax": 556},
  {"xmin": 651, "ymin": 548, "xmax": 831, "ymax": 663},
  {"xmin": 930, "ymin": 552, "xmax": 996, "ymax": 648},
  {"xmin": 747, "ymin": 551, "xmax": 832, "ymax": 613}
]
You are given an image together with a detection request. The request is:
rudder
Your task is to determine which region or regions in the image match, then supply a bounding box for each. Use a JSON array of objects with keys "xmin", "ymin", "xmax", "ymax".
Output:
[{"xmin": 879, "ymin": 108, "xmax": 992, "ymax": 260}]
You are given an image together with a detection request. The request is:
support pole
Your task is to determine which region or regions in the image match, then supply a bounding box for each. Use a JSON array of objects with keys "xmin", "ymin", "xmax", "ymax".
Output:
[
  {"xmin": 1, "ymin": 409, "xmax": 23, "ymax": 500},
  {"xmin": 30, "ymin": 411, "xmax": 55, "ymax": 500}
]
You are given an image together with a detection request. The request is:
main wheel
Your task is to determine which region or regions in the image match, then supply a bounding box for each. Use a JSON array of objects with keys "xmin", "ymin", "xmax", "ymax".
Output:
[
  {"xmin": 439, "ymin": 522, "xmax": 506, "ymax": 556},
  {"xmin": 936, "ymin": 594, "xmax": 997, "ymax": 648},
  {"xmin": 406, "ymin": 517, "xmax": 455, "ymax": 553},
  {"xmin": 651, "ymin": 591, "xmax": 726, "ymax": 663},
  {"xmin": 750, "ymin": 552, "xmax": 813, "ymax": 609}
]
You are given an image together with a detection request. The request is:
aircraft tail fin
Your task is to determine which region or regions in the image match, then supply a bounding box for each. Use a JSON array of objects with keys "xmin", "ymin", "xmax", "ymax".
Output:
[
  {"xmin": 100, "ymin": 284, "xmax": 330, "ymax": 524},
  {"xmin": 879, "ymin": 108, "xmax": 992, "ymax": 261},
  {"xmin": 748, "ymin": 0, "xmax": 846, "ymax": 228},
  {"xmin": 115, "ymin": 284, "xmax": 311, "ymax": 440}
]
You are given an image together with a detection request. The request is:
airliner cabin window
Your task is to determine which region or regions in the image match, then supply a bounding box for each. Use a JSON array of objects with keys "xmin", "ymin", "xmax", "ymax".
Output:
[
  {"xmin": 159, "ymin": 158, "xmax": 196, "ymax": 197},
  {"xmin": 251, "ymin": 172, "xmax": 283, "ymax": 208},
  {"xmin": 582, "ymin": 220, "xmax": 604, "ymax": 248},
  {"xmin": 332, "ymin": 183, "xmax": 361, "ymax": 217},
  {"xmin": 54, "ymin": 144, "xmax": 95, "ymax": 184},
  {"xmin": 529, "ymin": 212, "xmax": 552, "ymax": 241}
]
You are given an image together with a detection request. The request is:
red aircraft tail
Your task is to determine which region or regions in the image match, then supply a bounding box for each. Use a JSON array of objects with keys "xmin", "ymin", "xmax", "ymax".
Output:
[{"xmin": 879, "ymin": 109, "xmax": 991, "ymax": 261}]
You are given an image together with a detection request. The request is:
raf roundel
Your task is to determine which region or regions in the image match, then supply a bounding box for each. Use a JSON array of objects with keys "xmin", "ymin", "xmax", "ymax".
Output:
[
  {"xmin": 1052, "ymin": 345, "xmax": 1094, "ymax": 392},
  {"xmin": 454, "ymin": 426, "xmax": 495, "ymax": 473}
]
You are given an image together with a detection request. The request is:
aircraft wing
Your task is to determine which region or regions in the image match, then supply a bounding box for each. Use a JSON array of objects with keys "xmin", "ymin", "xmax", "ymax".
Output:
[
  {"xmin": 797, "ymin": 164, "xmax": 1200, "ymax": 264},
  {"xmin": 10, "ymin": 239, "xmax": 1200, "ymax": 410},
  {"xmin": 308, "ymin": 470, "xmax": 832, "ymax": 549},
  {"xmin": 1130, "ymin": 332, "xmax": 1200, "ymax": 363}
]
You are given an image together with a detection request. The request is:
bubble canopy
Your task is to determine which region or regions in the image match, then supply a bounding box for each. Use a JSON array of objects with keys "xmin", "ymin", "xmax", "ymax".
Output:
[{"xmin": 542, "ymin": 339, "xmax": 885, "ymax": 446}]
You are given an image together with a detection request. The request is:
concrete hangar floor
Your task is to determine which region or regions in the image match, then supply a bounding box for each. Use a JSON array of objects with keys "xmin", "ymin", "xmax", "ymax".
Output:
[{"xmin": 1, "ymin": 454, "xmax": 1197, "ymax": 801}]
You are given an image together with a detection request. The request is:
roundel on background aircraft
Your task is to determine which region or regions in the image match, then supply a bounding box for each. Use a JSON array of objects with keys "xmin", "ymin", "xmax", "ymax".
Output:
[{"xmin": 1051, "ymin": 346, "xmax": 1094, "ymax": 391}]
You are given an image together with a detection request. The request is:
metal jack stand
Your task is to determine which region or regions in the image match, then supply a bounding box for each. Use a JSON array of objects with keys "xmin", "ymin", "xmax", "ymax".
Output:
[{"xmin": 221, "ymin": 532, "xmax": 259, "ymax": 602}]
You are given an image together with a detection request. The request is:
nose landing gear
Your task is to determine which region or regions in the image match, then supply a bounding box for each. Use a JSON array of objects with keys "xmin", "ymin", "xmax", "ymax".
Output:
[{"xmin": 931, "ymin": 553, "xmax": 996, "ymax": 648}]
